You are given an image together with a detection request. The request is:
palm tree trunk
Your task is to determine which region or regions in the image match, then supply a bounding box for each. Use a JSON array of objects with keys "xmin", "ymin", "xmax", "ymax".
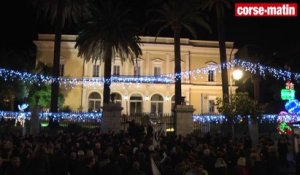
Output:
[
  {"xmin": 103, "ymin": 47, "xmax": 113, "ymax": 104},
  {"xmin": 253, "ymin": 75, "xmax": 260, "ymax": 101},
  {"xmin": 216, "ymin": 4, "xmax": 229, "ymax": 104},
  {"xmin": 250, "ymin": 75, "xmax": 260, "ymax": 146},
  {"xmin": 50, "ymin": 4, "xmax": 62, "ymax": 112},
  {"xmin": 9, "ymin": 95, "xmax": 14, "ymax": 111},
  {"xmin": 174, "ymin": 28, "xmax": 182, "ymax": 106}
]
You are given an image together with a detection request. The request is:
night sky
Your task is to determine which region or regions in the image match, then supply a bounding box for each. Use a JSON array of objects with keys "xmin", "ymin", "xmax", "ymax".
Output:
[{"xmin": 1, "ymin": 0, "xmax": 299, "ymax": 62}]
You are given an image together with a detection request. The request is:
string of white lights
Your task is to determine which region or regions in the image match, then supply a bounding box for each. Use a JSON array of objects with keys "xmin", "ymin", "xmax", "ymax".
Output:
[
  {"xmin": 0, "ymin": 111, "xmax": 102, "ymax": 122},
  {"xmin": 1, "ymin": 111, "xmax": 298, "ymax": 123},
  {"xmin": 0, "ymin": 59, "xmax": 296, "ymax": 86}
]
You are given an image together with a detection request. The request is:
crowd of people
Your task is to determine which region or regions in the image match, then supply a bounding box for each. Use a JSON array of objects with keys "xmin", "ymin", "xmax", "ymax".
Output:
[{"xmin": 0, "ymin": 119, "xmax": 299, "ymax": 175}]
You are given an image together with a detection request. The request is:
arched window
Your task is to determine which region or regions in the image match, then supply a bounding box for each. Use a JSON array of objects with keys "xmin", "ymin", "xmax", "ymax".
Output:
[
  {"xmin": 206, "ymin": 61, "xmax": 217, "ymax": 82},
  {"xmin": 151, "ymin": 94, "xmax": 163, "ymax": 114},
  {"xmin": 111, "ymin": 92, "xmax": 122, "ymax": 105},
  {"xmin": 171, "ymin": 95, "xmax": 175, "ymax": 109},
  {"xmin": 130, "ymin": 94, "xmax": 143, "ymax": 115},
  {"xmin": 88, "ymin": 92, "xmax": 101, "ymax": 112}
]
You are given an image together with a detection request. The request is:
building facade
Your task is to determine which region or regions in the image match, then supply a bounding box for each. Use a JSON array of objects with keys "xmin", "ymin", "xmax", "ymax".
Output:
[{"xmin": 34, "ymin": 34, "xmax": 237, "ymax": 115}]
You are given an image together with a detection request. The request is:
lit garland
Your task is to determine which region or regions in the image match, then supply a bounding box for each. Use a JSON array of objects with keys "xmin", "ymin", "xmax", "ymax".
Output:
[
  {"xmin": 169, "ymin": 59, "xmax": 293, "ymax": 81},
  {"xmin": 0, "ymin": 111, "xmax": 102, "ymax": 122},
  {"xmin": 0, "ymin": 68, "xmax": 172, "ymax": 86},
  {"xmin": 39, "ymin": 112, "xmax": 102, "ymax": 122},
  {"xmin": 1, "ymin": 111, "xmax": 300, "ymax": 123},
  {"xmin": 193, "ymin": 114, "xmax": 300, "ymax": 123},
  {"xmin": 0, "ymin": 58, "xmax": 298, "ymax": 86},
  {"xmin": 193, "ymin": 114, "xmax": 226, "ymax": 123}
]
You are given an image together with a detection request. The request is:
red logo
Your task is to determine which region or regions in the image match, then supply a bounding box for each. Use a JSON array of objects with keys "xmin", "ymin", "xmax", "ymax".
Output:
[{"xmin": 235, "ymin": 3, "xmax": 298, "ymax": 17}]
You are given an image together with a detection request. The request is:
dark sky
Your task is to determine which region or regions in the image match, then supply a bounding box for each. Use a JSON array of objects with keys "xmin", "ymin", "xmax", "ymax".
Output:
[{"xmin": 0, "ymin": 0, "xmax": 299, "ymax": 69}]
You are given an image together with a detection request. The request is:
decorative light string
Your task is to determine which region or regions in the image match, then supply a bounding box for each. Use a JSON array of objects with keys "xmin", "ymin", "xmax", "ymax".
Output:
[
  {"xmin": 193, "ymin": 114, "xmax": 300, "ymax": 123},
  {"xmin": 173, "ymin": 59, "xmax": 292, "ymax": 81},
  {"xmin": 0, "ymin": 111, "xmax": 102, "ymax": 122},
  {"xmin": 193, "ymin": 114, "xmax": 226, "ymax": 123},
  {"xmin": 1, "ymin": 111, "xmax": 299, "ymax": 123},
  {"xmin": 0, "ymin": 58, "xmax": 297, "ymax": 86}
]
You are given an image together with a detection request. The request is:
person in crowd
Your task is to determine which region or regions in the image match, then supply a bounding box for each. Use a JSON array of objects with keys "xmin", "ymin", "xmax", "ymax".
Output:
[
  {"xmin": 4, "ymin": 156, "xmax": 24, "ymax": 175},
  {"xmin": 0, "ymin": 118, "xmax": 296, "ymax": 175}
]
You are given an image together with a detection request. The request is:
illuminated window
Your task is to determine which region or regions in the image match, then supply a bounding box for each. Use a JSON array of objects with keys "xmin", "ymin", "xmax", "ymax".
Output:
[
  {"xmin": 88, "ymin": 92, "xmax": 101, "ymax": 112},
  {"xmin": 151, "ymin": 94, "xmax": 163, "ymax": 114},
  {"xmin": 130, "ymin": 94, "xmax": 143, "ymax": 114}
]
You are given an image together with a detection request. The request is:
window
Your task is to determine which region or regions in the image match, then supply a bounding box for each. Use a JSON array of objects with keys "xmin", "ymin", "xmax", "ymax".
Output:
[
  {"xmin": 113, "ymin": 65, "xmax": 120, "ymax": 76},
  {"xmin": 151, "ymin": 94, "xmax": 163, "ymax": 115},
  {"xmin": 208, "ymin": 100, "xmax": 215, "ymax": 113},
  {"xmin": 92, "ymin": 65, "xmax": 100, "ymax": 77},
  {"xmin": 134, "ymin": 66, "xmax": 141, "ymax": 76},
  {"xmin": 59, "ymin": 64, "xmax": 64, "ymax": 76},
  {"xmin": 130, "ymin": 94, "xmax": 143, "ymax": 114},
  {"xmin": 154, "ymin": 66, "xmax": 161, "ymax": 76},
  {"xmin": 208, "ymin": 70, "xmax": 214, "ymax": 82},
  {"xmin": 111, "ymin": 93, "xmax": 122, "ymax": 105},
  {"xmin": 88, "ymin": 92, "xmax": 101, "ymax": 112}
]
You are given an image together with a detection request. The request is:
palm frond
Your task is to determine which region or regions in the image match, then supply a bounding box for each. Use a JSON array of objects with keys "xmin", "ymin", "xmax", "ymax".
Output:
[
  {"xmin": 75, "ymin": 0, "xmax": 142, "ymax": 65},
  {"xmin": 32, "ymin": 0, "xmax": 91, "ymax": 27},
  {"xmin": 182, "ymin": 23, "xmax": 198, "ymax": 39},
  {"xmin": 147, "ymin": 0, "xmax": 211, "ymax": 39}
]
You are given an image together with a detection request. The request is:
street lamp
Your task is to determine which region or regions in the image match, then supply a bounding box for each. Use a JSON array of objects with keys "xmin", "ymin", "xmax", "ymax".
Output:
[
  {"xmin": 232, "ymin": 69, "xmax": 243, "ymax": 81},
  {"xmin": 230, "ymin": 69, "xmax": 243, "ymax": 96}
]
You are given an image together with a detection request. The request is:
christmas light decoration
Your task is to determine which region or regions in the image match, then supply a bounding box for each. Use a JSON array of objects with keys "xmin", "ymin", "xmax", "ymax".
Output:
[
  {"xmin": 0, "ymin": 111, "xmax": 102, "ymax": 122},
  {"xmin": 285, "ymin": 99, "xmax": 300, "ymax": 114},
  {"xmin": 41, "ymin": 121, "xmax": 49, "ymax": 127},
  {"xmin": 1, "ymin": 110, "xmax": 300, "ymax": 123},
  {"xmin": 277, "ymin": 111, "xmax": 297, "ymax": 123},
  {"xmin": 281, "ymin": 80, "xmax": 295, "ymax": 100},
  {"xmin": 277, "ymin": 122, "xmax": 293, "ymax": 135},
  {"xmin": 40, "ymin": 112, "xmax": 102, "ymax": 122},
  {"xmin": 0, "ymin": 58, "xmax": 299, "ymax": 87},
  {"xmin": 15, "ymin": 103, "xmax": 29, "ymax": 127},
  {"xmin": 193, "ymin": 114, "xmax": 226, "ymax": 123},
  {"xmin": 285, "ymin": 80, "xmax": 294, "ymax": 89},
  {"xmin": 192, "ymin": 114, "xmax": 300, "ymax": 124},
  {"xmin": 277, "ymin": 81, "xmax": 298, "ymax": 135},
  {"xmin": 281, "ymin": 89, "xmax": 295, "ymax": 100}
]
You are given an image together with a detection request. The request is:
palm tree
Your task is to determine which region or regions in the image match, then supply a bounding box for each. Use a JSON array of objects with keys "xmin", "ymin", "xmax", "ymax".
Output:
[
  {"xmin": 147, "ymin": 0, "xmax": 211, "ymax": 106},
  {"xmin": 75, "ymin": 0, "xmax": 142, "ymax": 104},
  {"xmin": 32, "ymin": 0, "xmax": 90, "ymax": 112},
  {"xmin": 204, "ymin": 0, "xmax": 232, "ymax": 104}
]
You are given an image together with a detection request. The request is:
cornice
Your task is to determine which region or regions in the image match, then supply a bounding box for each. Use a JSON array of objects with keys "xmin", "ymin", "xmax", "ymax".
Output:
[{"xmin": 35, "ymin": 34, "xmax": 235, "ymax": 51}]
